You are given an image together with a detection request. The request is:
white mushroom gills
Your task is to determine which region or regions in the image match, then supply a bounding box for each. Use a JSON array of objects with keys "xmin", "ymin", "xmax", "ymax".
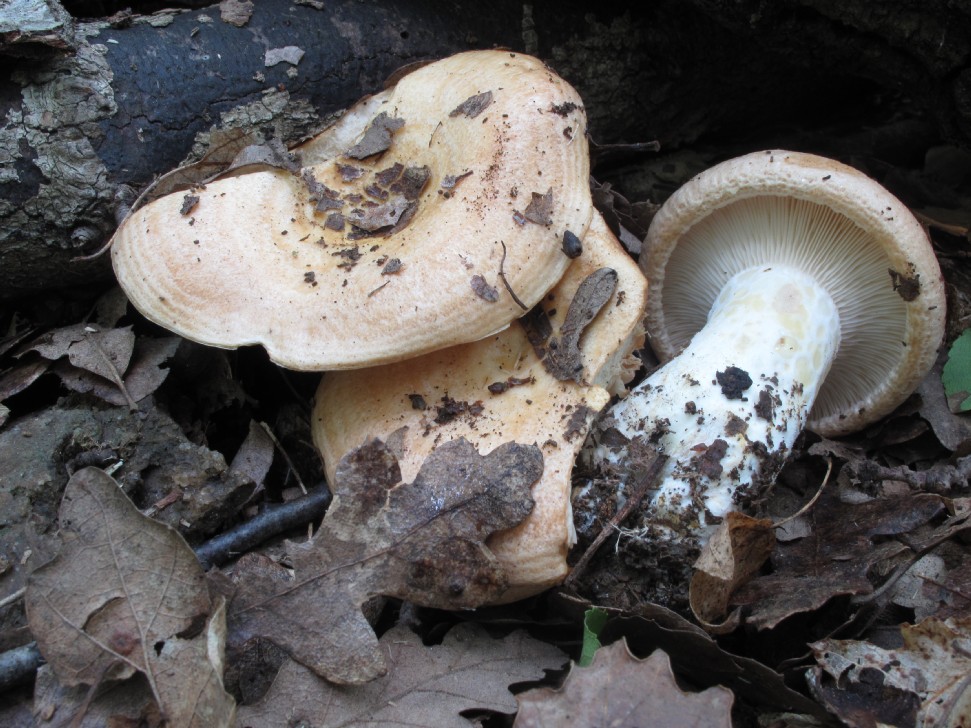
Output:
[
  {"xmin": 598, "ymin": 264, "xmax": 840, "ymax": 533},
  {"xmin": 585, "ymin": 150, "xmax": 947, "ymax": 560}
]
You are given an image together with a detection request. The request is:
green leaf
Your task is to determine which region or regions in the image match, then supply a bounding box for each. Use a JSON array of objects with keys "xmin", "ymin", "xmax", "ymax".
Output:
[
  {"xmin": 942, "ymin": 329, "xmax": 971, "ymax": 413},
  {"xmin": 579, "ymin": 607, "xmax": 609, "ymax": 667}
]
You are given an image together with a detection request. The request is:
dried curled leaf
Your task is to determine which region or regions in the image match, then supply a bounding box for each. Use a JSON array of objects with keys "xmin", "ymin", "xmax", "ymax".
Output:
[
  {"xmin": 515, "ymin": 641, "xmax": 734, "ymax": 727},
  {"xmin": 810, "ymin": 616, "xmax": 971, "ymax": 728},
  {"xmin": 689, "ymin": 512, "xmax": 775, "ymax": 633},
  {"xmin": 25, "ymin": 467, "xmax": 235, "ymax": 726},
  {"xmin": 523, "ymin": 188, "xmax": 554, "ymax": 225},
  {"xmin": 731, "ymin": 491, "xmax": 945, "ymax": 629},
  {"xmin": 227, "ymin": 438, "xmax": 542, "ymax": 684},
  {"xmin": 23, "ymin": 324, "xmax": 178, "ymax": 407},
  {"xmin": 237, "ymin": 623, "xmax": 565, "ymax": 727},
  {"xmin": 54, "ymin": 336, "xmax": 180, "ymax": 406},
  {"xmin": 539, "ymin": 267, "xmax": 617, "ymax": 382}
]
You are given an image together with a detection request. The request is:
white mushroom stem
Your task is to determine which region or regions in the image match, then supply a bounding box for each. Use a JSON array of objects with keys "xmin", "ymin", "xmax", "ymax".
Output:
[{"xmin": 593, "ymin": 264, "xmax": 841, "ymax": 539}]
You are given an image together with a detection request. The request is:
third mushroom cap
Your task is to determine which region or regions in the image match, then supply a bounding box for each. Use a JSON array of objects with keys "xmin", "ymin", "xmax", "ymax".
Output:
[{"xmin": 588, "ymin": 150, "xmax": 946, "ymax": 562}]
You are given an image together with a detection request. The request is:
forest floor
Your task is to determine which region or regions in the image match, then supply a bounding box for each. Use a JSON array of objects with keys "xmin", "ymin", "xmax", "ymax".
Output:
[{"xmin": 3, "ymin": 35, "xmax": 971, "ymax": 728}]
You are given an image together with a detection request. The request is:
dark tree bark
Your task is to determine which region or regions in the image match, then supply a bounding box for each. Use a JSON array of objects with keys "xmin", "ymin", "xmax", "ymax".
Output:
[{"xmin": 2, "ymin": 0, "xmax": 970, "ymax": 300}]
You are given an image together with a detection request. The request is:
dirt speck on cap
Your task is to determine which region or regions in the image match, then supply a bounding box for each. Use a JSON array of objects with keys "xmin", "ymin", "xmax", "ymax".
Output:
[{"xmin": 889, "ymin": 267, "xmax": 921, "ymax": 301}]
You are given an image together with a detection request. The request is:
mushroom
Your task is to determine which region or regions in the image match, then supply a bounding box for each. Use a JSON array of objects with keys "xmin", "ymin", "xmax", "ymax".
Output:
[
  {"xmin": 110, "ymin": 51, "xmax": 592, "ymax": 371},
  {"xmin": 589, "ymin": 150, "xmax": 946, "ymax": 554},
  {"xmin": 313, "ymin": 212, "xmax": 648, "ymax": 601}
]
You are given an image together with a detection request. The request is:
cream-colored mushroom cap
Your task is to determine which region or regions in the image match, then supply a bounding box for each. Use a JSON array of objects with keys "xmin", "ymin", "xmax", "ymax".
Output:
[
  {"xmin": 111, "ymin": 51, "xmax": 592, "ymax": 370},
  {"xmin": 643, "ymin": 150, "xmax": 945, "ymax": 436},
  {"xmin": 313, "ymin": 212, "xmax": 647, "ymax": 602}
]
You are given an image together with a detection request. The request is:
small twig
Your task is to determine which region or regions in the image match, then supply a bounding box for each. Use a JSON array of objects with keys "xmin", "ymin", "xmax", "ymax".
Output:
[
  {"xmin": 774, "ymin": 457, "xmax": 832, "ymax": 529},
  {"xmin": 0, "ymin": 643, "xmax": 43, "ymax": 692},
  {"xmin": 563, "ymin": 452, "xmax": 668, "ymax": 588},
  {"xmin": 498, "ymin": 241, "xmax": 529, "ymax": 311},
  {"xmin": 259, "ymin": 421, "xmax": 307, "ymax": 494},
  {"xmin": 851, "ymin": 455, "xmax": 971, "ymax": 494},
  {"xmin": 193, "ymin": 484, "xmax": 332, "ymax": 570},
  {"xmin": 0, "ymin": 587, "xmax": 25, "ymax": 610}
]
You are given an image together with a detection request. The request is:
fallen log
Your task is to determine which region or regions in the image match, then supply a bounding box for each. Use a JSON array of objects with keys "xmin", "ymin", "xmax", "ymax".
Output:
[{"xmin": 3, "ymin": 0, "xmax": 969, "ymax": 300}]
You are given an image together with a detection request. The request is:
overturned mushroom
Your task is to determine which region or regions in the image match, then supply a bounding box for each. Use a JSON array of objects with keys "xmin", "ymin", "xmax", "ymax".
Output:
[
  {"xmin": 314, "ymin": 213, "xmax": 648, "ymax": 601},
  {"xmin": 589, "ymin": 150, "xmax": 945, "ymax": 557},
  {"xmin": 111, "ymin": 51, "xmax": 592, "ymax": 370}
]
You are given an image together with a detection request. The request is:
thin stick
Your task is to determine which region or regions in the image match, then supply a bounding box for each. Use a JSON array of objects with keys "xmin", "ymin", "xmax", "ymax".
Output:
[
  {"xmin": 193, "ymin": 485, "xmax": 332, "ymax": 569},
  {"xmin": 774, "ymin": 457, "xmax": 832, "ymax": 529},
  {"xmin": 498, "ymin": 241, "xmax": 529, "ymax": 311},
  {"xmin": 259, "ymin": 421, "xmax": 307, "ymax": 494},
  {"xmin": 0, "ymin": 587, "xmax": 25, "ymax": 610},
  {"xmin": 564, "ymin": 452, "xmax": 668, "ymax": 588}
]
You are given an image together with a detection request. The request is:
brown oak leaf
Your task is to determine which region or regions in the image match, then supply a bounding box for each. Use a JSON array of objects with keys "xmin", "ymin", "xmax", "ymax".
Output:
[
  {"xmin": 27, "ymin": 323, "xmax": 135, "ymax": 381},
  {"xmin": 25, "ymin": 467, "xmax": 235, "ymax": 726},
  {"xmin": 514, "ymin": 641, "xmax": 734, "ymax": 727},
  {"xmin": 227, "ymin": 437, "xmax": 541, "ymax": 684},
  {"xmin": 237, "ymin": 622, "xmax": 565, "ymax": 727}
]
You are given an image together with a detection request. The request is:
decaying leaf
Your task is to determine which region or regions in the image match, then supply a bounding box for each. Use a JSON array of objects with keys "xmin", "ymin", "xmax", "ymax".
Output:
[
  {"xmin": 0, "ymin": 358, "xmax": 50, "ymax": 410},
  {"xmin": 514, "ymin": 641, "xmax": 734, "ymax": 727},
  {"xmin": 25, "ymin": 467, "xmax": 235, "ymax": 726},
  {"xmin": 223, "ymin": 138, "xmax": 299, "ymax": 175},
  {"xmin": 916, "ymin": 350, "xmax": 971, "ymax": 453},
  {"xmin": 53, "ymin": 336, "xmax": 180, "ymax": 406},
  {"xmin": 237, "ymin": 622, "xmax": 565, "ymax": 727},
  {"xmin": 27, "ymin": 324, "xmax": 135, "ymax": 381},
  {"xmin": 227, "ymin": 437, "xmax": 541, "ymax": 684},
  {"xmin": 33, "ymin": 664, "xmax": 163, "ymax": 728},
  {"xmin": 809, "ymin": 616, "xmax": 971, "ymax": 728},
  {"xmin": 731, "ymin": 491, "xmax": 945, "ymax": 629},
  {"xmin": 540, "ymin": 268, "xmax": 618, "ymax": 382},
  {"xmin": 689, "ymin": 512, "xmax": 775, "ymax": 633},
  {"xmin": 551, "ymin": 593, "xmax": 825, "ymax": 717},
  {"xmin": 470, "ymin": 274, "xmax": 500, "ymax": 302},
  {"xmin": 228, "ymin": 419, "xmax": 276, "ymax": 489},
  {"xmin": 20, "ymin": 325, "xmax": 179, "ymax": 407},
  {"xmin": 138, "ymin": 127, "xmax": 261, "ymax": 207},
  {"xmin": 449, "ymin": 90, "xmax": 494, "ymax": 119}
]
